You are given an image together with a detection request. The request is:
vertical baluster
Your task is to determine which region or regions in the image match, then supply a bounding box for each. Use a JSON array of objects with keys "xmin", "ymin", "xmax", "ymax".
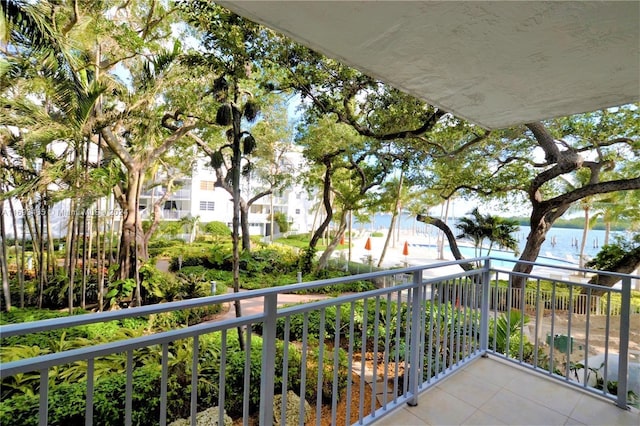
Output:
[
  {"xmin": 243, "ymin": 326, "xmax": 252, "ymax": 424},
  {"xmin": 583, "ymin": 289, "xmax": 591, "ymax": 385},
  {"xmin": 565, "ymin": 286, "xmax": 573, "ymax": 378},
  {"xmin": 280, "ymin": 317, "xmax": 291, "ymax": 426},
  {"xmin": 616, "ymin": 276, "xmax": 631, "ymax": 409},
  {"xmin": 219, "ymin": 330, "xmax": 227, "ymax": 422},
  {"xmin": 371, "ymin": 296, "xmax": 381, "ymax": 415},
  {"xmin": 160, "ymin": 344, "xmax": 168, "ymax": 426},
  {"xmin": 407, "ymin": 270, "xmax": 423, "ymax": 406},
  {"xmin": 434, "ymin": 281, "xmax": 442, "ymax": 378},
  {"xmin": 331, "ymin": 304, "xmax": 342, "ymax": 424},
  {"xmin": 191, "ymin": 337, "xmax": 199, "ymax": 426},
  {"xmin": 299, "ymin": 312, "xmax": 309, "ymax": 426},
  {"xmin": 505, "ymin": 277, "xmax": 513, "ymax": 359},
  {"xmin": 602, "ymin": 291, "xmax": 611, "ymax": 395},
  {"xmin": 346, "ymin": 302, "xmax": 356, "ymax": 423},
  {"xmin": 359, "ymin": 297, "xmax": 369, "ymax": 421},
  {"xmin": 86, "ymin": 358, "xmax": 94, "ymax": 426},
  {"xmin": 126, "ymin": 349, "xmax": 134, "ymax": 426},
  {"xmin": 479, "ymin": 260, "xmax": 490, "ymax": 355},
  {"xmin": 39, "ymin": 368, "xmax": 49, "ymax": 426},
  {"xmin": 519, "ymin": 280, "xmax": 526, "ymax": 363},
  {"xmin": 315, "ymin": 308, "xmax": 326, "ymax": 426},
  {"xmin": 259, "ymin": 294, "xmax": 277, "ymax": 426},
  {"xmin": 533, "ymin": 279, "xmax": 541, "ymax": 369},
  {"xmin": 549, "ymin": 283, "xmax": 557, "ymax": 375},
  {"xmin": 426, "ymin": 281, "xmax": 435, "ymax": 380},
  {"xmin": 394, "ymin": 290, "xmax": 402, "ymax": 403},
  {"xmin": 462, "ymin": 277, "xmax": 469, "ymax": 360},
  {"xmin": 382, "ymin": 294, "xmax": 391, "ymax": 408}
]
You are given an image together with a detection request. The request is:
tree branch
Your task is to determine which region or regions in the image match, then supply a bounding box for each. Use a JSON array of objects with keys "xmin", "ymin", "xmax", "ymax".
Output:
[{"xmin": 416, "ymin": 215, "xmax": 474, "ymax": 271}]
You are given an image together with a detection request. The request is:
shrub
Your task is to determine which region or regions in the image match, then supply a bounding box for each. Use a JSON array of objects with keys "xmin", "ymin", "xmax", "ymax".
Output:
[
  {"xmin": 0, "ymin": 365, "xmax": 162, "ymax": 426},
  {"xmin": 202, "ymin": 221, "xmax": 231, "ymax": 237}
]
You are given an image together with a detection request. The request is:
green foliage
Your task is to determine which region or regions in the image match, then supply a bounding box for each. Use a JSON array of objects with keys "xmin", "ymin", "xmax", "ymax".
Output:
[
  {"xmin": 488, "ymin": 310, "xmax": 531, "ymax": 357},
  {"xmin": 0, "ymin": 365, "xmax": 162, "ymax": 426},
  {"xmin": 104, "ymin": 278, "xmax": 136, "ymax": 308},
  {"xmin": 271, "ymin": 212, "xmax": 290, "ymax": 233},
  {"xmin": 586, "ymin": 233, "xmax": 640, "ymax": 271},
  {"xmin": 299, "ymin": 246, "xmax": 316, "ymax": 275},
  {"xmin": 147, "ymin": 305, "xmax": 222, "ymax": 331},
  {"xmin": 456, "ymin": 208, "xmax": 520, "ymax": 256},
  {"xmin": 202, "ymin": 221, "xmax": 231, "ymax": 237}
]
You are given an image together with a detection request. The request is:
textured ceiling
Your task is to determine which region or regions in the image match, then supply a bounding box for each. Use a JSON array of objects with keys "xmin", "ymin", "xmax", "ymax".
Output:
[{"xmin": 220, "ymin": 1, "xmax": 640, "ymax": 129}]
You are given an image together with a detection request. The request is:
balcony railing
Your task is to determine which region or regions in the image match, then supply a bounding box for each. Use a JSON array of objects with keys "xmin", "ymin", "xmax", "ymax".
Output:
[
  {"xmin": 139, "ymin": 209, "xmax": 190, "ymax": 220},
  {"xmin": 0, "ymin": 259, "xmax": 636, "ymax": 425}
]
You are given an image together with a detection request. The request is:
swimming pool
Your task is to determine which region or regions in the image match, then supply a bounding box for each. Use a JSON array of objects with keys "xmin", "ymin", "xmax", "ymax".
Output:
[{"xmin": 414, "ymin": 244, "xmax": 577, "ymax": 268}]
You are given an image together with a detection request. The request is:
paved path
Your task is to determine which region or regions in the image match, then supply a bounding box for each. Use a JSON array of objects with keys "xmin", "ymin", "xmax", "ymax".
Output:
[{"xmin": 214, "ymin": 290, "xmax": 329, "ymax": 322}]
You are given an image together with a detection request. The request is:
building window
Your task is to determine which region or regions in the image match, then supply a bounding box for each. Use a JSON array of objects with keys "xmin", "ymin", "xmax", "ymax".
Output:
[
  {"xmin": 199, "ymin": 201, "xmax": 215, "ymax": 211},
  {"xmin": 295, "ymin": 209, "xmax": 300, "ymax": 214},
  {"xmin": 200, "ymin": 180, "xmax": 216, "ymax": 191}
]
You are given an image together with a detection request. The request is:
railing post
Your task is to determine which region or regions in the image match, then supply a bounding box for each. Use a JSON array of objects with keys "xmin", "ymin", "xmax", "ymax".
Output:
[
  {"xmin": 407, "ymin": 270, "xmax": 423, "ymax": 406},
  {"xmin": 259, "ymin": 294, "xmax": 278, "ymax": 424},
  {"xmin": 480, "ymin": 259, "xmax": 491, "ymax": 354},
  {"xmin": 616, "ymin": 276, "xmax": 631, "ymax": 409}
]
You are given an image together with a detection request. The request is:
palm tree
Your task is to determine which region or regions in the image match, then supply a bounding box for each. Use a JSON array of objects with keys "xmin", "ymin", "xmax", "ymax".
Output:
[
  {"xmin": 456, "ymin": 208, "xmax": 520, "ymax": 259},
  {"xmin": 456, "ymin": 208, "xmax": 487, "ymax": 257}
]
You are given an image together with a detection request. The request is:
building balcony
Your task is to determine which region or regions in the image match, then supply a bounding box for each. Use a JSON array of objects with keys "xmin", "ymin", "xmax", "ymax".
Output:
[
  {"xmin": 139, "ymin": 208, "xmax": 191, "ymax": 220},
  {"xmin": 1, "ymin": 259, "xmax": 638, "ymax": 425}
]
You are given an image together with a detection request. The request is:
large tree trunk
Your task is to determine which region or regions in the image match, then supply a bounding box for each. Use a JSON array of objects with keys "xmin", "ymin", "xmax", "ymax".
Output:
[
  {"xmin": 118, "ymin": 169, "xmax": 148, "ymax": 284},
  {"xmin": 378, "ymin": 172, "xmax": 404, "ymax": 268},
  {"xmin": 0, "ymin": 199, "xmax": 12, "ymax": 311},
  {"xmin": 578, "ymin": 207, "xmax": 589, "ymax": 269},
  {"xmin": 511, "ymin": 204, "xmax": 570, "ymax": 287},
  {"xmin": 306, "ymin": 159, "xmax": 334, "ymax": 273},
  {"xmin": 317, "ymin": 209, "xmax": 348, "ymax": 269},
  {"xmin": 229, "ymin": 102, "xmax": 244, "ymax": 350},
  {"xmin": 240, "ymin": 201, "xmax": 251, "ymax": 251},
  {"xmin": 438, "ymin": 199, "xmax": 451, "ymax": 260},
  {"xmin": 7, "ymin": 197, "xmax": 24, "ymax": 307}
]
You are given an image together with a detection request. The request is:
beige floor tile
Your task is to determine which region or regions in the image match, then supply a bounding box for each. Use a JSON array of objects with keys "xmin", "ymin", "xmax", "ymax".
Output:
[
  {"xmin": 503, "ymin": 371, "xmax": 582, "ymax": 416},
  {"xmin": 481, "ymin": 388, "xmax": 569, "ymax": 425},
  {"xmin": 568, "ymin": 394, "xmax": 640, "ymax": 426},
  {"xmin": 435, "ymin": 369, "xmax": 501, "ymax": 408},
  {"xmin": 461, "ymin": 408, "xmax": 508, "ymax": 425},
  {"xmin": 564, "ymin": 418, "xmax": 587, "ymax": 426},
  {"xmin": 464, "ymin": 357, "xmax": 522, "ymax": 387},
  {"xmin": 372, "ymin": 407, "xmax": 427, "ymax": 425},
  {"xmin": 408, "ymin": 387, "xmax": 477, "ymax": 425},
  {"xmin": 372, "ymin": 358, "xmax": 637, "ymax": 426}
]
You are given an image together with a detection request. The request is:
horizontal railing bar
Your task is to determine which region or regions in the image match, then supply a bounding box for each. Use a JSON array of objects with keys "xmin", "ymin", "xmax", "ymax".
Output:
[
  {"xmin": 0, "ymin": 314, "xmax": 261, "ymax": 378},
  {"xmin": 496, "ymin": 269, "xmax": 625, "ymax": 293},
  {"xmin": 492, "ymin": 258, "xmax": 640, "ymax": 280}
]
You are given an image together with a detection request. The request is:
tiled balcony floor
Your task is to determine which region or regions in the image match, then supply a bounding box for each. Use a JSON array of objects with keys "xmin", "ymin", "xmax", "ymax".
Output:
[{"xmin": 372, "ymin": 356, "xmax": 640, "ymax": 426}]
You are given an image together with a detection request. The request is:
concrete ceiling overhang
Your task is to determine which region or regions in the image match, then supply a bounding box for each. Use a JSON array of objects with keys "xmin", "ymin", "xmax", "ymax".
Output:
[{"xmin": 220, "ymin": 1, "xmax": 640, "ymax": 130}]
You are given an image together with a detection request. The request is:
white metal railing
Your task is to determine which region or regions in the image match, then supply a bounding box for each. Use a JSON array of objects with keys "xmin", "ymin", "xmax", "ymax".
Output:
[{"xmin": 0, "ymin": 259, "xmax": 636, "ymax": 426}]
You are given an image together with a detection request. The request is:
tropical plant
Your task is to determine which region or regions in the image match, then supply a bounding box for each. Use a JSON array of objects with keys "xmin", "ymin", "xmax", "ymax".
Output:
[
  {"xmin": 456, "ymin": 208, "xmax": 520, "ymax": 257},
  {"xmin": 488, "ymin": 309, "xmax": 531, "ymax": 357}
]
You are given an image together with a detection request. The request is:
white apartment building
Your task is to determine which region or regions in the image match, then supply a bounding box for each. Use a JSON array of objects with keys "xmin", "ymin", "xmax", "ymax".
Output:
[
  {"xmin": 139, "ymin": 148, "xmax": 317, "ymax": 237},
  {"xmin": 3, "ymin": 143, "xmax": 317, "ymax": 239}
]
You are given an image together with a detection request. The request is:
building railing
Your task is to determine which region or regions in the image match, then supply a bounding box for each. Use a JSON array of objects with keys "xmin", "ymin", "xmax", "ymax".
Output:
[
  {"xmin": 0, "ymin": 259, "xmax": 636, "ymax": 425},
  {"xmin": 139, "ymin": 209, "xmax": 190, "ymax": 220}
]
